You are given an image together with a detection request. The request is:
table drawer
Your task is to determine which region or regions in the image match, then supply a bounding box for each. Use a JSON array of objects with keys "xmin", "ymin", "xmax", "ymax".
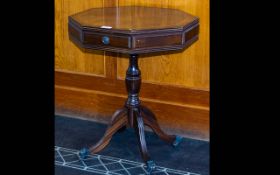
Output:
[{"xmin": 83, "ymin": 32, "xmax": 131, "ymax": 49}]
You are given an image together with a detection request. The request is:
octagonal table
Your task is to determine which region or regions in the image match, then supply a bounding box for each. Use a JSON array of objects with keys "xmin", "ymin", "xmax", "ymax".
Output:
[{"xmin": 68, "ymin": 6, "xmax": 199, "ymax": 173}]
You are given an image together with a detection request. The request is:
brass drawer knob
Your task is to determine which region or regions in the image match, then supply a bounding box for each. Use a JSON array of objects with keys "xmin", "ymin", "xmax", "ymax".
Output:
[{"xmin": 102, "ymin": 36, "xmax": 110, "ymax": 45}]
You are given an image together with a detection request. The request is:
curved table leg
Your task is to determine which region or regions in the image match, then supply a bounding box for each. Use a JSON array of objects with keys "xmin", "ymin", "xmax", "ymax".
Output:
[
  {"xmin": 90, "ymin": 107, "xmax": 128, "ymax": 153},
  {"xmin": 112, "ymin": 107, "xmax": 128, "ymax": 133},
  {"xmin": 141, "ymin": 106, "xmax": 183, "ymax": 147},
  {"xmin": 111, "ymin": 107, "xmax": 128, "ymax": 124},
  {"xmin": 140, "ymin": 105, "xmax": 158, "ymax": 121},
  {"xmin": 133, "ymin": 108, "xmax": 156, "ymax": 173},
  {"xmin": 79, "ymin": 107, "xmax": 128, "ymax": 158}
]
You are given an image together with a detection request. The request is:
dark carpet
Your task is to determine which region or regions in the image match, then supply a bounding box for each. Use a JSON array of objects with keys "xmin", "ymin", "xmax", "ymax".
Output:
[{"xmin": 55, "ymin": 115, "xmax": 209, "ymax": 175}]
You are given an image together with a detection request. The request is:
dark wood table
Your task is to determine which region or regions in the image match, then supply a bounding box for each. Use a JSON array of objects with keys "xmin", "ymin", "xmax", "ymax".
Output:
[{"xmin": 68, "ymin": 6, "xmax": 199, "ymax": 173}]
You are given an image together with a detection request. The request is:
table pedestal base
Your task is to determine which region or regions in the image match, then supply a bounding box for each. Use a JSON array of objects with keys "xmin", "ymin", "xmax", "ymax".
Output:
[{"xmin": 79, "ymin": 54, "xmax": 183, "ymax": 173}]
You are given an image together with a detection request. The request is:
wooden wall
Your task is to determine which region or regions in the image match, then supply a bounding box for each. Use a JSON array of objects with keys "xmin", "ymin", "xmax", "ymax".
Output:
[{"xmin": 55, "ymin": 0, "xmax": 209, "ymax": 140}]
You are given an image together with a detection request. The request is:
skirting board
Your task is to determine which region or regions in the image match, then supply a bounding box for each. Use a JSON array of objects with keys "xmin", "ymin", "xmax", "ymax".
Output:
[{"xmin": 55, "ymin": 84, "xmax": 209, "ymax": 141}]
